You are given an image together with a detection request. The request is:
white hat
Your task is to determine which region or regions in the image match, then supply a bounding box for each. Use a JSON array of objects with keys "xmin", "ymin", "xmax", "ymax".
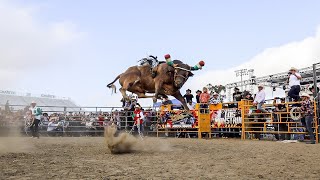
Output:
[
  {"xmin": 301, "ymin": 92, "xmax": 310, "ymax": 98},
  {"xmin": 289, "ymin": 67, "xmax": 298, "ymax": 71},
  {"xmin": 213, "ymin": 92, "xmax": 219, "ymax": 96},
  {"xmin": 31, "ymin": 101, "xmax": 36, "ymax": 104}
]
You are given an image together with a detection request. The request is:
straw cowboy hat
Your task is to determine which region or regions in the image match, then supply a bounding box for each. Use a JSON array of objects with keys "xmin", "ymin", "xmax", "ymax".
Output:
[
  {"xmin": 289, "ymin": 67, "xmax": 298, "ymax": 71},
  {"xmin": 301, "ymin": 92, "xmax": 310, "ymax": 98},
  {"xmin": 258, "ymin": 84, "xmax": 264, "ymax": 88}
]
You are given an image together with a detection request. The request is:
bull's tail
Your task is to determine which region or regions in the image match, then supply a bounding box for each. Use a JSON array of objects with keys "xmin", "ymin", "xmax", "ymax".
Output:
[{"xmin": 107, "ymin": 75, "xmax": 121, "ymax": 94}]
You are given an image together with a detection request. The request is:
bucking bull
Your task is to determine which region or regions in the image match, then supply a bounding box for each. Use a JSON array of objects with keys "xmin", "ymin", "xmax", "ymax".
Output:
[{"xmin": 107, "ymin": 54, "xmax": 205, "ymax": 110}]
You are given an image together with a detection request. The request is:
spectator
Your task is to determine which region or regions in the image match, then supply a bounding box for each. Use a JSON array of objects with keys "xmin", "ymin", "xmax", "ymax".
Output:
[
  {"xmin": 196, "ymin": 90, "xmax": 202, "ymax": 103},
  {"xmin": 187, "ymin": 101, "xmax": 195, "ymax": 110},
  {"xmin": 47, "ymin": 118, "xmax": 60, "ymax": 136},
  {"xmin": 5, "ymin": 100, "xmax": 10, "ymax": 113},
  {"xmin": 183, "ymin": 89, "xmax": 194, "ymax": 103},
  {"xmin": 244, "ymin": 92, "xmax": 254, "ymax": 101},
  {"xmin": 300, "ymin": 92, "xmax": 315, "ymax": 144},
  {"xmin": 233, "ymin": 87, "xmax": 242, "ymax": 102},
  {"xmin": 288, "ymin": 67, "xmax": 302, "ymax": 101},
  {"xmin": 200, "ymin": 87, "xmax": 210, "ymax": 109},
  {"xmin": 162, "ymin": 96, "xmax": 173, "ymax": 105},
  {"xmin": 253, "ymin": 85, "xmax": 267, "ymax": 113},
  {"xmin": 210, "ymin": 92, "xmax": 220, "ymax": 105}
]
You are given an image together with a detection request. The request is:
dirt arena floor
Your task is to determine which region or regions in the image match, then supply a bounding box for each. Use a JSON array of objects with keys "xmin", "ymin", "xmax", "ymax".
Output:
[{"xmin": 1, "ymin": 136, "xmax": 320, "ymax": 180}]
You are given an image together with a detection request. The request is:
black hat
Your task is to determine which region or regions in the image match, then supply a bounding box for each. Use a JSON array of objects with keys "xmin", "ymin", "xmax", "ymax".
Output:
[
  {"xmin": 196, "ymin": 90, "xmax": 202, "ymax": 93},
  {"xmin": 234, "ymin": 87, "xmax": 239, "ymax": 90},
  {"xmin": 186, "ymin": 89, "xmax": 191, "ymax": 92}
]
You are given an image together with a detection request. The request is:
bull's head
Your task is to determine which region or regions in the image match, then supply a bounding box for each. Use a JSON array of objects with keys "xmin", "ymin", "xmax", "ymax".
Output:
[{"xmin": 173, "ymin": 63, "xmax": 194, "ymax": 89}]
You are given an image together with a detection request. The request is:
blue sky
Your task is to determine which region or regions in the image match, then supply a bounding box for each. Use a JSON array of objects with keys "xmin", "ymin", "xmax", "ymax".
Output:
[{"xmin": 2, "ymin": 0, "xmax": 320, "ymax": 106}]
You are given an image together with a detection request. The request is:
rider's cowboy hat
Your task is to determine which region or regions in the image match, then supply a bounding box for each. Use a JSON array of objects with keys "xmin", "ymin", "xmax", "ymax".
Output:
[
  {"xmin": 289, "ymin": 67, "xmax": 298, "ymax": 71},
  {"xmin": 301, "ymin": 92, "xmax": 310, "ymax": 98}
]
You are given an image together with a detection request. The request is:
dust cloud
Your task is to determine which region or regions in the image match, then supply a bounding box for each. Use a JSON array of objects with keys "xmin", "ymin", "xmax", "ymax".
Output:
[{"xmin": 104, "ymin": 126, "xmax": 173, "ymax": 154}]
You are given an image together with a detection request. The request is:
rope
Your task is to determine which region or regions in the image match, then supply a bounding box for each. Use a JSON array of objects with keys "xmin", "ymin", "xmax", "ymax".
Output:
[
  {"xmin": 290, "ymin": 107, "xmax": 302, "ymax": 121},
  {"xmin": 174, "ymin": 66, "xmax": 191, "ymax": 72}
]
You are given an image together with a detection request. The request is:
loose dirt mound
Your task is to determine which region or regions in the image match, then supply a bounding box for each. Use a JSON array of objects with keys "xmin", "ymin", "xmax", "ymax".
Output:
[{"xmin": 104, "ymin": 126, "xmax": 173, "ymax": 154}]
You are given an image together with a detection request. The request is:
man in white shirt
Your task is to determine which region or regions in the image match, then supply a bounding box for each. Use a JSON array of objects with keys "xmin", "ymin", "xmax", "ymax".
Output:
[
  {"xmin": 288, "ymin": 67, "xmax": 302, "ymax": 101},
  {"xmin": 210, "ymin": 92, "xmax": 221, "ymax": 105},
  {"xmin": 253, "ymin": 85, "xmax": 267, "ymax": 113},
  {"xmin": 29, "ymin": 101, "xmax": 42, "ymax": 138},
  {"xmin": 187, "ymin": 101, "xmax": 195, "ymax": 110}
]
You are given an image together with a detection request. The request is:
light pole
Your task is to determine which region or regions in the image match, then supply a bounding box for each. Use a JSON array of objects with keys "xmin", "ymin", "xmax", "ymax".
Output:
[{"xmin": 235, "ymin": 69, "xmax": 252, "ymax": 91}]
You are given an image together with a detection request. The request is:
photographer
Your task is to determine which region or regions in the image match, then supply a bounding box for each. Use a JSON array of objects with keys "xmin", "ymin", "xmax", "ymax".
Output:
[{"xmin": 287, "ymin": 67, "xmax": 302, "ymax": 101}]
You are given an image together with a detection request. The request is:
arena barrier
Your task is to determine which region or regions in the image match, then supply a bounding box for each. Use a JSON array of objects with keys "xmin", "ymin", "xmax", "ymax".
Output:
[
  {"xmin": 156, "ymin": 100, "xmax": 319, "ymax": 142},
  {"xmin": 0, "ymin": 105, "xmax": 158, "ymax": 137},
  {"xmin": 240, "ymin": 99, "xmax": 319, "ymax": 142},
  {"xmin": 156, "ymin": 103, "xmax": 242, "ymax": 139}
]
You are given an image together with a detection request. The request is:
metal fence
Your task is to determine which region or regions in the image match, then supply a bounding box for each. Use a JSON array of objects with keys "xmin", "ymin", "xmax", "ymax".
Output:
[{"xmin": 0, "ymin": 105, "xmax": 158, "ymax": 137}]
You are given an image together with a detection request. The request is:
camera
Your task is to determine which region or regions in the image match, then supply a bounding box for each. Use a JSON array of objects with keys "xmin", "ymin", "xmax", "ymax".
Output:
[{"xmin": 288, "ymin": 72, "xmax": 292, "ymax": 75}]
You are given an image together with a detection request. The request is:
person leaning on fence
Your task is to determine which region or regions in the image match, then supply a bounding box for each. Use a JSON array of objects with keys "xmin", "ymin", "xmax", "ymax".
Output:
[
  {"xmin": 209, "ymin": 92, "xmax": 220, "ymax": 105},
  {"xmin": 29, "ymin": 101, "xmax": 42, "ymax": 139},
  {"xmin": 253, "ymin": 85, "xmax": 267, "ymax": 113},
  {"xmin": 287, "ymin": 67, "xmax": 302, "ymax": 102},
  {"xmin": 300, "ymin": 92, "xmax": 316, "ymax": 144},
  {"xmin": 196, "ymin": 90, "xmax": 202, "ymax": 104},
  {"xmin": 199, "ymin": 87, "xmax": 210, "ymax": 113}
]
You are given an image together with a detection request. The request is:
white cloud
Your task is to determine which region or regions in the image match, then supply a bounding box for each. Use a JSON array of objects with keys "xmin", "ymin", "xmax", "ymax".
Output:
[
  {"xmin": 186, "ymin": 25, "xmax": 320, "ymax": 98},
  {"xmin": 0, "ymin": 1, "xmax": 83, "ymax": 88}
]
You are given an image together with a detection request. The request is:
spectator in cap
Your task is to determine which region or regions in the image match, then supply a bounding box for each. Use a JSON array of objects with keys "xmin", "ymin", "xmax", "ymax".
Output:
[
  {"xmin": 183, "ymin": 89, "xmax": 194, "ymax": 103},
  {"xmin": 253, "ymin": 85, "xmax": 267, "ymax": 113},
  {"xmin": 288, "ymin": 67, "xmax": 302, "ymax": 101},
  {"xmin": 300, "ymin": 92, "xmax": 315, "ymax": 144},
  {"xmin": 196, "ymin": 90, "xmax": 202, "ymax": 103},
  {"xmin": 209, "ymin": 92, "xmax": 220, "ymax": 105}
]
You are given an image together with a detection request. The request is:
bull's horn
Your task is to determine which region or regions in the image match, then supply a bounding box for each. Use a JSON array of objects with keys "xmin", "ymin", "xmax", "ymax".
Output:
[
  {"xmin": 164, "ymin": 54, "xmax": 173, "ymax": 66},
  {"xmin": 191, "ymin": 60, "xmax": 205, "ymax": 71}
]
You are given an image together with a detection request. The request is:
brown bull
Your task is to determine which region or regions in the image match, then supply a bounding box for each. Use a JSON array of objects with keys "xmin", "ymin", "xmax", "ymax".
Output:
[{"xmin": 107, "ymin": 60, "xmax": 196, "ymax": 110}]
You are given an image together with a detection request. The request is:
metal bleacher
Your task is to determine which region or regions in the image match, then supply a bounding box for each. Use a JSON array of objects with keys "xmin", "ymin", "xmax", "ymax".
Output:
[{"xmin": 0, "ymin": 94, "xmax": 80, "ymax": 112}]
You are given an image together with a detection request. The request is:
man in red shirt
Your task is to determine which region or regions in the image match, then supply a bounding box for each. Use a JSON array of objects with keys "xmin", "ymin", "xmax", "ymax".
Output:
[
  {"xmin": 200, "ymin": 87, "xmax": 210, "ymax": 112},
  {"xmin": 200, "ymin": 87, "xmax": 210, "ymax": 104}
]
